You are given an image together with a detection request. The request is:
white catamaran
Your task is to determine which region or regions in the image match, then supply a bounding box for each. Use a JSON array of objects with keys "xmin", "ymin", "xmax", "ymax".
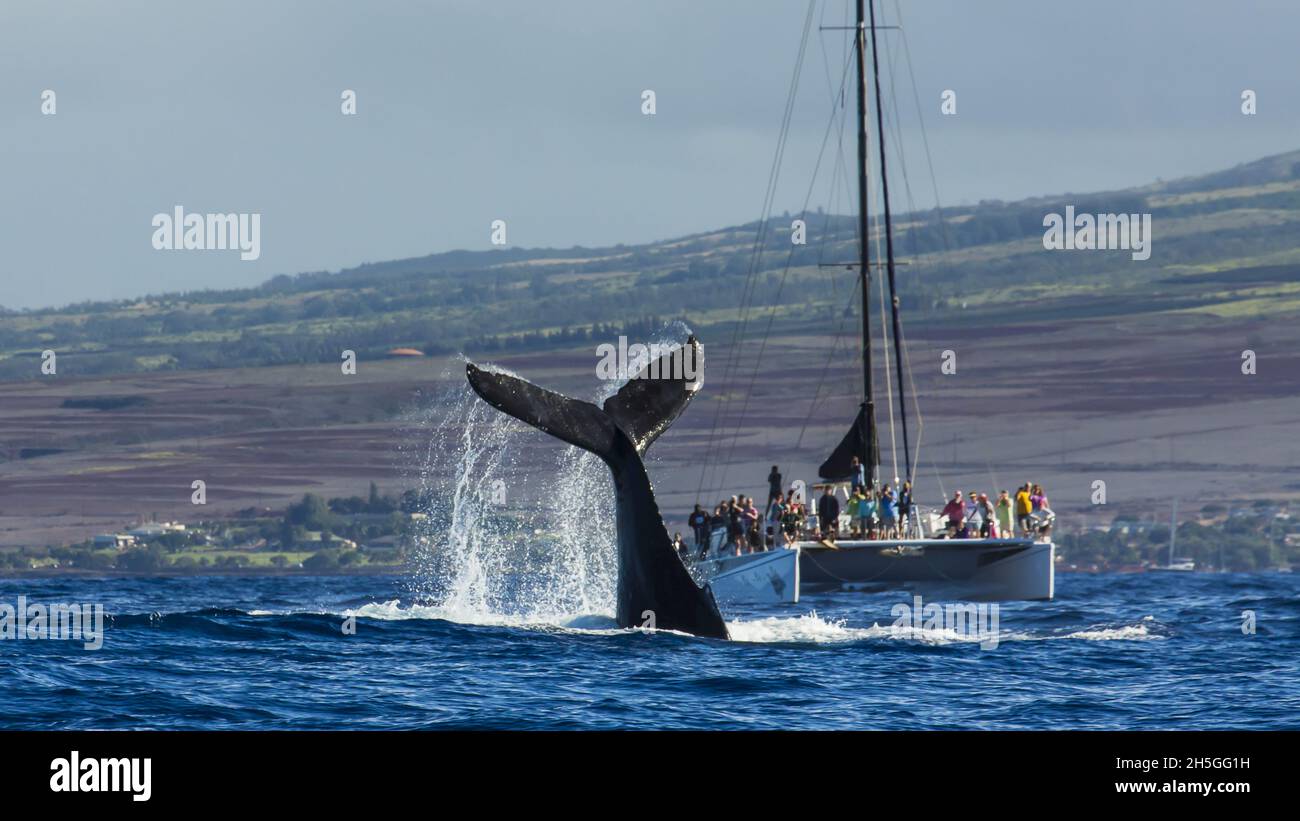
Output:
[{"xmin": 694, "ymin": 0, "xmax": 1055, "ymax": 605}]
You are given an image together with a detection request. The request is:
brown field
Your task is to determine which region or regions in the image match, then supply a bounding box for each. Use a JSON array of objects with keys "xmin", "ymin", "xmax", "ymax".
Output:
[{"xmin": 2, "ymin": 305, "xmax": 1299, "ymax": 547}]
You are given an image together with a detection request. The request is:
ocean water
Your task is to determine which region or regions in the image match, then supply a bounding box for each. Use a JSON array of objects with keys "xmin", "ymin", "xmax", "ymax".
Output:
[{"xmin": 1, "ymin": 571, "xmax": 1296, "ymax": 730}]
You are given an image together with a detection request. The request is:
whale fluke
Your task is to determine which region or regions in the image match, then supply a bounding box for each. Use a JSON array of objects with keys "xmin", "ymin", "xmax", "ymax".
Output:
[{"xmin": 465, "ymin": 336, "xmax": 729, "ymax": 639}]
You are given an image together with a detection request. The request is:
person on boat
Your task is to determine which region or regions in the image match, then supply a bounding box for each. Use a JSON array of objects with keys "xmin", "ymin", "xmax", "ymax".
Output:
[
  {"xmin": 879, "ymin": 485, "xmax": 898, "ymax": 538},
  {"xmin": 942, "ymin": 491, "xmax": 966, "ymax": 538},
  {"xmin": 688, "ymin": 504, "xmax": 709, "ymax": 552},
  {"xmin": 898, "ymin": 481, "xmax": 913, "ymax": 538},
  {"xmin": 727, "ymin": 498, "xmax": 745, "ymax": 555},
  {"xmin": 964, "ymin": 491, "xmax": 983, "ymax": 538},
  {"xmin": 1015, "ymin": 485, "xmax": 1033, "ymax": 537},
  {"xmin": 849, "ymin": 456, "xmax": 866, "ymax": 494},
  {"xmin": 845, "ymin": 489, "xmax": 862, "ymax": 538},
  {"xmin": 995, "ymin": 490, "xmax": 1014, "ymax": 539},
  {"xmin": 781, "ymin": 500, "xmax": 802, "ymax": 546},
  {"xmin": 1030, "ymin": 484, "xmax": 1045, "ymax": 511},
  {"xmin": 817, "ymin": 486, "xmax": 841, "ymax": 543},
  {"xmin": 859, "ymin": 489, "xmax": 878, "ymax": 539},
  {"xmin": 672, "ymin": 532, "xmax": 688, "ymax": 559},
  {"xmin": 706, "ymin": 504, "xmax": 727, "ymax": 558},
  {"xmin": 766, "ymin": 466, "xmax": 783, "ymax": 509},
  {"xmin": 976, "ymin": 493, "xmax": 996, "ymax": 538},
  {"xmin": 742, "ymin": 497, "xmax": 761, "ymax": 552},
  {"xmin": 1031, "ymin": 486, "xmax": 1054, "ymax": 539},
  {"xmin": 765, "ymin": 492, "xmax": 785, "ymax": 548}
]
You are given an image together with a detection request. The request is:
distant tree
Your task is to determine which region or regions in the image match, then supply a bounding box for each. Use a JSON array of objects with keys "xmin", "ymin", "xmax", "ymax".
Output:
[
  {"xmin": 286, "ymin": 494, "xmax": 338, "ymax": 532},
  {"xmin": 116, "ymin": 546, "xmax": 166, "ymax": 572}
]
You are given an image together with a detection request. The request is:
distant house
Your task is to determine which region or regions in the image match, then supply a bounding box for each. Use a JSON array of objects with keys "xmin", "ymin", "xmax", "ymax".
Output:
[
  {"xmin": 126, "ymin": 521, "xmax": 186, "ymax": 540},
  {"xmin": 93, "ymin": 534, "xmax": 136, "ymax": 550}
]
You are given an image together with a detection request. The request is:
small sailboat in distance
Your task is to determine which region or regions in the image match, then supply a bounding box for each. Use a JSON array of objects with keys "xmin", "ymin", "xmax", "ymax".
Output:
[{"xmin": 1151, "ymin": 499, "xmax": 1195, "ymax": 572}]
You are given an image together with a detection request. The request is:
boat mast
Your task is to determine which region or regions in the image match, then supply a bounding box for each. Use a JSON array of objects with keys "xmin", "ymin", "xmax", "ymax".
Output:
[
  {"xmin": 1169, "ymin": 499, "xmax": 1178, "ymax": 565},
  {"xmin": 854, "ymin": 0, "xmax": 878, "ymax": 488},
  {"xmin": 867, "ymin": 0, "xmax": 911, "ymax": 483}
]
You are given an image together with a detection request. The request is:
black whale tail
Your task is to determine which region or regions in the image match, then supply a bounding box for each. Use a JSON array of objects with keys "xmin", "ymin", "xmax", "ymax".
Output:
[
  {"xmin": 464, "ymin": 336, "xmax": 730, "ymax": 640},
  {"xmin": 464, "ymin": 337, "xmax": 703, "ymax": 466}
]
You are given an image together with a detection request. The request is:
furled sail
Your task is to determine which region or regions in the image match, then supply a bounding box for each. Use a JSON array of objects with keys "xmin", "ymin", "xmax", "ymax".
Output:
[{"xmin": 817, "ymin": 404, "xmax": 879, "ymax": 481}]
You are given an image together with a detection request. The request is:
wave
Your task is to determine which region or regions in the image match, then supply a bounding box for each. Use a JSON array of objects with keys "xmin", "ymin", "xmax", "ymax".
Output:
[{"xmin": 95, "ymin": 601, "xmax": 1170, "ymax": 647}]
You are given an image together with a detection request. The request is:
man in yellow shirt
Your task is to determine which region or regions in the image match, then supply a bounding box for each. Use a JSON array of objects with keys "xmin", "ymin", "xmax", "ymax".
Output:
[{"xmin": 1015, "ymin": 484, "xmax": 1033, "ymax": 536}]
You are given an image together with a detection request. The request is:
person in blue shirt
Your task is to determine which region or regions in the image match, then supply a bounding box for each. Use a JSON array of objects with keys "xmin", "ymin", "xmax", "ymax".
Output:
[
  {"xmin": 849, "ymin": 456, "xmax": 866, "ymax": 494},
  {"xmin": 879, "ymin": 485, "xmax": 899, "ymax": 537}
]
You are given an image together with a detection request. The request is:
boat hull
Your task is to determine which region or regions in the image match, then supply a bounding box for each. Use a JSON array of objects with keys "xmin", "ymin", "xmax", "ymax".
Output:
[{"xmin": 698, "ymin": 538, "xmax": 1054, "ymax": 603}]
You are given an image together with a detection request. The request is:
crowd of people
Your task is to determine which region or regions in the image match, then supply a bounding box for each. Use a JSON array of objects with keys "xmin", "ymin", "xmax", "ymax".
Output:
[
  {"xmin": 938, "ymin": 482, "xmax": 1054, "ymax": 540},
  {"xmin": 672, "ymin": 463, "xmax": 1054, "ymax": 560}
]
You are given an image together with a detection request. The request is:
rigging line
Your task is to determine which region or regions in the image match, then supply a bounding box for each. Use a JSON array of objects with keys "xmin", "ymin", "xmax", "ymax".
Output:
[
  {"xmin": 884, "ymin": 0, "xmax": 944, "ymax": 495},
  {"xmin": 867, "ymin": 136, "xmax": 898, "ymax": 487},
  {"xmin": 877, "ymin": 225, "xmax": 899, "ymax": 485},
  {"xmin": 897, "ymin": 311, "xmax": 924, "ymax": 488},
  {"xmin": 714, "ymin": 142, "xmax": 840, "ymax": 491},
  {"xmin": 879, "ymin": 1, "xmax": 929, "ymax": 302},
  {"xmin": 699, "ymin": 0, "xmax": 814, "ymax": 498},
  {"xmin": 696, "ymin": 24, "xmax": 847, "ymax": 501},
  {"xmin": 868, "ymin": 0, "xmax": 910, "ymax": 485},
  {"xmin": 698, "ymin": 3, "xmax": 811, "ymax": 500},
  {"xmin": 801, "ymin": 81, "xmax": 858, "ymax": 444},
  {"xmin": 815, "ymin": 33, "xmax": 851, "ymax": 296},
  {"xmin": 713, "ymin": 44, "xmax": 857, "ymax": 494},
  {"xmin": 694, "ymin": 0, "xmax": 816, "ymax": 502},
  {"xmin": 892, "ymin": 0, "xmax": 955, "ymax": 262},
  {"xmin": 795, "ymin": 275, "xmax": 860, "ymax": 449}
]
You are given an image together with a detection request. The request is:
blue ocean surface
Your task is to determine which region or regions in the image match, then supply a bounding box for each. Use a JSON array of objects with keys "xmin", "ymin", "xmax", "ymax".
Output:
[{"xmin": 0, "ymin": 571, "xmax": 1296, "ymax": 730}]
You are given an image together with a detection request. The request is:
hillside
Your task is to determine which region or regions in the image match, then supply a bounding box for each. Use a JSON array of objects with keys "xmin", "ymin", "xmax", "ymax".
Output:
[
  {"xmin": 5, "ymin": 149, "xmax": 1300, "ymax": 552},
  {"xmin": 3, "ymin": 149, "xmax": 1300, "ymax": 382}
]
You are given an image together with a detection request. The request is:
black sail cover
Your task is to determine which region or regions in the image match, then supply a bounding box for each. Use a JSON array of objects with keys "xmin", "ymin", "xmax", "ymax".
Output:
[{"xmin": 817, "ymin": 404, "xmax": 880, "ymax": 481}]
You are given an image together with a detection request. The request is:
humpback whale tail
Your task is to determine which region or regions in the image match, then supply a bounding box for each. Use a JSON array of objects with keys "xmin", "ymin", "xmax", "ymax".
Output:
[{"xmin": 465, "ymin": 336, "xmax": 730, "ymax": 639}]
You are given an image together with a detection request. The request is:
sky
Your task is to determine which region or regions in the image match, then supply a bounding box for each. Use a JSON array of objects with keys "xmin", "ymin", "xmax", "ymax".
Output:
[{"xmin": 2, "ymin": 0, "xmax": 1298, "ymax": 310}]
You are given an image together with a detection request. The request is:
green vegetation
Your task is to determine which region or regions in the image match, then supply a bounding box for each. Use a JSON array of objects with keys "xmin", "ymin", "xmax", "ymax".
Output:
[
  {"xmin": 0, "ymin": 484, "xmax": 428, "ymax": 575},
  {"xmin": 1058, "ymin": 506, "xmax": 1299, "ymax": 572},
  {"xmin": 5, "ymin": 149, "xmax": 1300, "ymax": 381}
]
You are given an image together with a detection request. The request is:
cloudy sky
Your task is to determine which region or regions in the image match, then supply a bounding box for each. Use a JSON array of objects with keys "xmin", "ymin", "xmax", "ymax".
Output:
[{"xmin": 2, "ymin": 0, "xmax": 1298, "ymax": 309}]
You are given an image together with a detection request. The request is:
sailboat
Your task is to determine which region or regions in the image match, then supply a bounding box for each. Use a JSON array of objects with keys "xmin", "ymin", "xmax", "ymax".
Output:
[
  {"xmin": 693, "ymin": 0, "xmax": 1055, "ymax": 603},
  {"xmin": 1150, "ymin": 500, "xmax": 1194, "ymax": 571}
]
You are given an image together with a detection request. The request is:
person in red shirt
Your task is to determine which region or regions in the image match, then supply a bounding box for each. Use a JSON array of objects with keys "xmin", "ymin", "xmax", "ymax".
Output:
[{"xmin": 941, "ymin": 490, "xmax": 966, "ymax": 537}]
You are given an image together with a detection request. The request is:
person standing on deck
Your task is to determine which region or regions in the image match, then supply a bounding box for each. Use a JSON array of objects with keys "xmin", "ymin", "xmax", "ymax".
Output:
[
  {"xmin": 817, "ymin": 486, "xmax": 841, "ymax": 543},
  {"xmin": 688, "ymin": 504, "xmax": 709, "ymax": 552},
  {"xmin": 845, "ymin": 489, "xmax": 863, "ymax": 538},
  {"xmin": 766, "ymin": 466, "xmax": 783, "ymax": 509},
  {"xmin": 727, "ymin": 499, "xmax": 745, "ymax": 555},
  {"xmin": 995, "ymin": 490, "xmax": 1014, "ymax": 539},
  {"xmin": 742, "ymin": 497, "xmax": 761, "ymax": 552},
  {"xmin": 977, "ymin": 494, "xmax": 996, "ymax": 538},
  {"xmin": 1015, "ymin": 485, "xmax": 1034, "ymax": 537},
  {"xmin": 898, "ymin": 481, "xmax": 913, "ymax": 538},
  {"xmin": 879, "ymin": 485, "xmax": 898, "ymax": 538},
  {"xmin": 859, "ymin": 489, "xmax": 878, "ymax": 539},
  {"xmin": 781, "ymin": 501, "xmax": 801, "ymax": 547},
  {"xmin": 849, "ymin": 456, "xmax": 866, "ymax": 495},
  {"xmin": 942, "ymin": 491, "xmax": 966, "ymax": 537},
  {"xmin": 766, "ymin": 492, "xmax": 785, "ymax": 549}
]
